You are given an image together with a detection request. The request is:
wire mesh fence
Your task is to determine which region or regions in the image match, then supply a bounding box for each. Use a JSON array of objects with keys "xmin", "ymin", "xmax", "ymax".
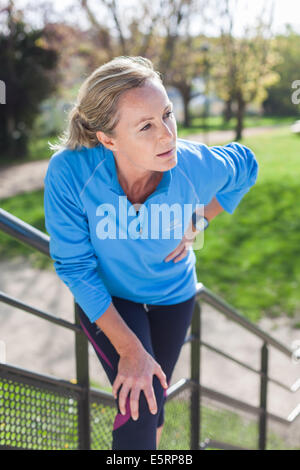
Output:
[
  {"xmin": 159, "ymin": 387, "xmax": 192, "ymax": 450},
  {"xmin": 89, "ymin": 399, "xmax": 115, "ymax": 450},
  {"xmin": 0, "ymin": 376, "xmax": 79, "ymax": 450},
  {"xmin": 0, "ymin": 370, "xmax": 195, "ymax": 450}
]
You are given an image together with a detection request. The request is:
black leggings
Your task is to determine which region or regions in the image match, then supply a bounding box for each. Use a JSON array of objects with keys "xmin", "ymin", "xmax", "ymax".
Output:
[{"xmin": 77, "ymin": 293, "xmax": 197, "ymax": 450}]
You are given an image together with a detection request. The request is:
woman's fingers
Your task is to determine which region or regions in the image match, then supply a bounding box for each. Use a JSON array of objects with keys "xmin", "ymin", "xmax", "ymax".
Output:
[
  {"xmin": 112, "ymin": 374, "xmax": 131, "ymax": 415},
  {"xmin": 173, "ymin": 245, "xmax": 188, "ymax": 263},
  {"xmin": 118, "ymin": 382, "xmax": 131, "ymax": 415},
  {"xmin": 143, "ymin": 385, "xmax": 158, "ymax": 416},
  {"xmin": 154, "ymin": 363, "xmax": 168, "ymax": 390},
  {"xmin": 173, "ymin": 242, "xmax": 193, "ymax": 263},
  {"xmin": 174, "ymin": 242, "xmax": 192, "ymax": 263},
  {"xmin": 129, "ymin": 387, "xmax": 142, "ymax": 421},
  {"xmin": 165, "ymin": 242, "xmax": 185, "ymax": 262},
  {"xmin": 112, "ymin": 374, "xmax": 123, "ymax": 400},
  {"xmin": 112, "ymin": 354, "xmax": 168, "ymax": 422},
  {"xmin": 165, "ymin": 235, "xmax": 195, "ymax": 263}
]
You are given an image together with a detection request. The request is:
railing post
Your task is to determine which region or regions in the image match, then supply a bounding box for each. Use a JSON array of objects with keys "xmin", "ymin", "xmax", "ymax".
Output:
[
  {"xmin": 258, "ymin": 342, "xmax": 269, "ymax": 450},
  {"xmin": 74, "ymin": 301, "xmax": 91, "ymax": 450},
  {"xmin": 190, "ymin": 298, "xmax": 201, "ymax": 450}
]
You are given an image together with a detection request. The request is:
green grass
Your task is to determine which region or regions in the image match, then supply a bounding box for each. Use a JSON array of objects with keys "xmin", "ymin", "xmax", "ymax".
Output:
[
  {"xmin": 0, "ymin": 136, "xmax": 54, "ymax": 167},
  {"xmin": 193, "ymin": 126, "xmax": 300, "ymax": 322},
  {"xmin": 27, "ymin": 136, "xmax": 54, "ymax": 162},
  {"xmin": 0, "ymin": 189, "xmax": 51, "ymax": 269},
  {"xmin": 162, "ymin": 398, "xmax": 299, "ymax": 450}
]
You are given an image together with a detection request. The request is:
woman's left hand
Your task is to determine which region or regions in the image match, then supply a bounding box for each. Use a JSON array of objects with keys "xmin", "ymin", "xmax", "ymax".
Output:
[
  {"xmin": 164, "ymin": 218, "xmax": 198, "ymax": 263},
  {"xmin": 164, "ymin": 197, "xmax": 223, "ymax": 263}
]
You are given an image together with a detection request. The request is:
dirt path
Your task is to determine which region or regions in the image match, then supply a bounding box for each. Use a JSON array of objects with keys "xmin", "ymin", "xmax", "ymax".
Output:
[{"xmin": 0, "ymin": 125, "xmax": 285, "ymax": 200}]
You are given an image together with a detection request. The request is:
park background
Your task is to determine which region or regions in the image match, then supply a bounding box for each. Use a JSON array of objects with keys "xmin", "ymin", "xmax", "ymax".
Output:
[{"xmin": 1, "ymin": 0, "xmax": 300, "ymax": 450}]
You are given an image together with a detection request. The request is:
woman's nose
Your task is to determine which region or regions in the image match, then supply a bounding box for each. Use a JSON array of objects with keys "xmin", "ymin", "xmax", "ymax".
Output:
[{"xmin": 160, "ymin": 122, "xmax": 173, "ymax": 140}]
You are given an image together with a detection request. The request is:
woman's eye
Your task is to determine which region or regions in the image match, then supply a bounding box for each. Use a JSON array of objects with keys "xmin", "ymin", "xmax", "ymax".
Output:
[
  {"xmin": 140, "ymin": 111, "xmax": 174, "ymax": 131},
  {"xmin": 165, "ymin": 111, "xmax": 174, "ymax": 119}
]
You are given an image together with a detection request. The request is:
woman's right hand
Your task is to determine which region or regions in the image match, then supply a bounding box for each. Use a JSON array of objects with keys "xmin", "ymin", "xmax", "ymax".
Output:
[{"xmin": 112, "ymin": 346, "xmax": 168, "ymax": 421}]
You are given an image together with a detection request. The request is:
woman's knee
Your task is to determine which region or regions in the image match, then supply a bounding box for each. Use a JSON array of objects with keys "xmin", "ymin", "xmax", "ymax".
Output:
[{"xmin": 115, "ymin": 374, "xmax": 165, "ymax": 419}]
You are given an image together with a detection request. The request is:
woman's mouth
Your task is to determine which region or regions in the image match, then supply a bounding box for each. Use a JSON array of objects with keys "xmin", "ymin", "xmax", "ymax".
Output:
[{"xmin": 156, "ymin": 147, "xmax": 176, "ymax": 158}]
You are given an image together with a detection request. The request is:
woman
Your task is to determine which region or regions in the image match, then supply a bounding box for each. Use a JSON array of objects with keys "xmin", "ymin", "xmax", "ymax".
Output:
[{"xmin": 44, "ymin": 56, "xmax": 258, "ymax": 450}]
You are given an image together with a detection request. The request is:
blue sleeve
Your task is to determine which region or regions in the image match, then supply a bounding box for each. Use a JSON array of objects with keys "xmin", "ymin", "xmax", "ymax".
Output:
[
  {"xmin": 43, "ymin": 157, "xmax": 112, "ymax": 323},
  {"xmin": 202, "ymin": 142, "xmax": 259, "ymax": 214}
]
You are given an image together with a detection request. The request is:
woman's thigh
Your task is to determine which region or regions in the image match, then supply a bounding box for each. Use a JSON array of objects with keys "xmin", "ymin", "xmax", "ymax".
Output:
[
  {"xmin": 77, "ymin": 296, "xmax": 156, "ymax": 386},
  {"xmin": 145, "ymin": 294, "xmax": 197, "ymax": 383}
]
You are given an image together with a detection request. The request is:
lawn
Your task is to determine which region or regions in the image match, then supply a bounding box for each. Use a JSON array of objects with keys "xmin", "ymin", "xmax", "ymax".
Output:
[
  {"xmin": 0, "ymin": 126, "xmax": 300, "ymax": 322},
  {"xmin": 193, "ymin": 126, "xmax": 300, "ymax": 322}
]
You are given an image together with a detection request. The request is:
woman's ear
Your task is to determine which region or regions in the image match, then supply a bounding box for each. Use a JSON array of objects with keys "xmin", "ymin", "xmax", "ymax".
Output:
[{"xmin": 96, "ymin": 130, "xmax": 117, "ymax": 151}]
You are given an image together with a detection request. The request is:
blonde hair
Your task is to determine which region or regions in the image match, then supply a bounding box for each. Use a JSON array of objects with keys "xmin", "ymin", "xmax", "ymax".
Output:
[{"xmin": 49, "ymin": 56, "xmax": 163, "ymax": 151}]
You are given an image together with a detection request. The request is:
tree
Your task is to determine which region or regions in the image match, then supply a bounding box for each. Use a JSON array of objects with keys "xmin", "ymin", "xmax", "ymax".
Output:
[
  {"xmin": 0, "ymin": 1, "xmax": 59, "ymax": 162},
  {"xmin": 263, "ymin": 26, "xmax": 300, "ymax": 116},
  {"xmin": 79, "ymin": 0, "xmax": 197, "ymax": 63},
  {"xmin": 211, "ymin": 0, "xmax": 280, "ymax": 140},
  {"xmin": 160, "ymin": 34, "xmax": 208, "ymax": 127},
  {"xmin": 78, "ymin": 0, "xmax": 207, "ymax": 126}
]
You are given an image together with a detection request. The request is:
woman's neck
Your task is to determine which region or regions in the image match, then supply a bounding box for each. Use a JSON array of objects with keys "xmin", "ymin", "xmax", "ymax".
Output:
[{"xmin": 114, "ymin": 154, "xmax": 163, "ymax": 202}]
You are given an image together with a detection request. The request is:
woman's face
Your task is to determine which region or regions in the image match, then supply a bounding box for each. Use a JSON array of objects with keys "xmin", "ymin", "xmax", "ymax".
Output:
[{"xmin": 97, "ymin": 79, "xmax": 178, "ymax": 176}]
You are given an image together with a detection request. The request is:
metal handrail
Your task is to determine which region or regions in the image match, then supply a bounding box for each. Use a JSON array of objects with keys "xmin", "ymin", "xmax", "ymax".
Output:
[
  {"xmin": 195, "ymin": 282, "xmax": 292, "ymax": 357},
  {"xmin": 200, "ymin": 338, "xmax": 299, "ymax": 392},
  {"xmin": 0, "ymin": 208, "xmax": 49, "ymax": 255},
  {"xmin": 0, "ymin": 290, "xmax": 81, "ymax": 332}
]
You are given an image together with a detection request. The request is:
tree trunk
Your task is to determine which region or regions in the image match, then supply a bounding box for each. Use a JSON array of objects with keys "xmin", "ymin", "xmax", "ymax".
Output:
[
  {"xmin": 223, "ymin": 98, "xmax": 233, "ymax": 123},
  {"xmin": 182, "ymin": 92, "xmax": 191, "ymax": 127},
  {"xmin": 179, "ymin": 85, "xmax": 192, "ymax": 127},
  {"xmin": 172, "ymin": 83, "xmax": 192, "ymax": 128},
  {"xmin": 235, "ymin": 93, "xmax": 245, "ymax": 140}
]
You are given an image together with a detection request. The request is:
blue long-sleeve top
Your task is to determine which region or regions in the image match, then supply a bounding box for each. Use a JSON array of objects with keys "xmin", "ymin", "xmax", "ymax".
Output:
[{"xmin": 43, "ymin": 138, "xmax": 259, "ymax": 323}]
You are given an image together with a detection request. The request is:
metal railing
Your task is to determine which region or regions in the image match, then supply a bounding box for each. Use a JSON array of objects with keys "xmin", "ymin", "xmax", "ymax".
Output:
[
  {"xmin": 0, "ymin": 207, "xmax": 299, "ymax": 450},
  {"xmin": 192, "ymin": 284, "xmax": 300, "ymax": 450}
]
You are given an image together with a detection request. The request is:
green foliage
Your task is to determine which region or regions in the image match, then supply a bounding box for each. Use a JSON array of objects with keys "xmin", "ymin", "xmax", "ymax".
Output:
[
  {"xmin": 0, "ymin": 7, "xmax": 59, "ymax": 164},
  {"xmin": 194, "ymin": 127, "xmax": 300, "ymax": 322},
  {"xmin": 0, "ymin": 189, "xmax": 51, "ymax": 269},
  {"xmin": 263, "ymin": 27, "xmax": 300, "ymax": 116}
]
